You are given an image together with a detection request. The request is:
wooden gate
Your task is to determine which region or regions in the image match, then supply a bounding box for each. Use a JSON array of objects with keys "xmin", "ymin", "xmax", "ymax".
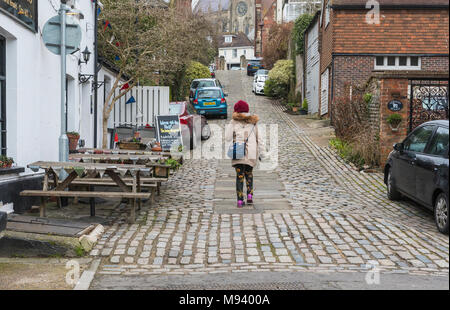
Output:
[
  {"xmin": 409, "ymin": 79, "xmax": 449, "ymax": 132},
  {"xmin": 111, "ymin": 86, "xmax": 170, "ymax": 128}
]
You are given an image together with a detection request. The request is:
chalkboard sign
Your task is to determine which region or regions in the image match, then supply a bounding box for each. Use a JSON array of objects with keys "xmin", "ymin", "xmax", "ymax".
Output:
[
  {"xmin": 156, "ymin": 115, "xmax": 182, "ymax": 151},
  {"xmin": 388, "ymin": 100, "xmax": 403, "ymax": 112},
  {"xmin": 0, "ymin": 0, "xmax": 38, "ymax": 31}
]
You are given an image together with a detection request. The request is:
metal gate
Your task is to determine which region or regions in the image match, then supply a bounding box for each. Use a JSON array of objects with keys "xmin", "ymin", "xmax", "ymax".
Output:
[{"xmin": 409, "ymin": 79, "xmax": 449, "ymax": 132}]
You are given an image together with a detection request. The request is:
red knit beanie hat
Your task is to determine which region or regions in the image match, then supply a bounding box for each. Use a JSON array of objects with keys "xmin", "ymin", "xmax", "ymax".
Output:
[{"xmin": 234, "ymin": 100, "xmax": 249, "ymax": 113}]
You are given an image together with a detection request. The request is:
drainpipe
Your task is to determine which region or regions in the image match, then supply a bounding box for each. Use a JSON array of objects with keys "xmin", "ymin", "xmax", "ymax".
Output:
[
  {"xmin": 93, "ymin": 0, "xmax": 99, "ymax": 148},
  {"xmin": 330, "ymin": 54, "xmax": 335, "ymax": 124},
  {"xmin": 59, "ymin": 2, "xmax": 69, "ymax": 165}
]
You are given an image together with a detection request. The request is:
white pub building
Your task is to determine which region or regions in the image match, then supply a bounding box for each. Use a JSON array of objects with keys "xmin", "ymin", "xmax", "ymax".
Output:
[{"xmin": 0, "ymin": 0, "xmax": 100, "ymax": 213}]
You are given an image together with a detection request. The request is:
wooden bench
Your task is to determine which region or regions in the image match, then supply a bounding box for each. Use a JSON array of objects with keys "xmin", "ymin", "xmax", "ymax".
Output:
[
  {"xmin": 71, "ymin": 177, "xmax": 168, "ymax": 195},
  {"xmin": 20, "ymin": 190, "xmax": 150, "ymax": 223},
  {"xmin": 48, "ymin": 179, "xmax": 158, "ymax": 204}
]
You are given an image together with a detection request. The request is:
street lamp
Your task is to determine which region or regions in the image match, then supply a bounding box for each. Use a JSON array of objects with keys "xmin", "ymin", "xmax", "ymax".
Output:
[{"xmin": 78, "ymin": 46, "xmax": 91, "ymax": 65}]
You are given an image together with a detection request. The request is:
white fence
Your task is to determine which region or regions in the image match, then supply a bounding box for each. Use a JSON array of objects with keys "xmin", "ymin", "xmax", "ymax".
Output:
[{"xmin": 111, "ymin": 86, "xmax": 170, "ymax": 128}]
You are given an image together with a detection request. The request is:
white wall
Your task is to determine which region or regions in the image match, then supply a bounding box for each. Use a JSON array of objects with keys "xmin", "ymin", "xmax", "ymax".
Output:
[
  {"xmin": 0, "ymin": 0, "xmax": 95, "ymax": 173},
  {"xmin": 218, "ymin": 47, "xmax": 255, "ymax": 68}
]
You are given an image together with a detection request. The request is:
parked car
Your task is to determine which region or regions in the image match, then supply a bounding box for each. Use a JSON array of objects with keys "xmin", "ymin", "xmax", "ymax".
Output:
[
  {"xmin": 247, "ymin": 59, "xmax": 264, "ymax": 76},
  {"xmin": 169, "ymin": 101, "xmax": 211, "ymax": 150},
  {"xmin": 384, "ymin": 120, "xmax": 449, "ymax": 234},
  {"xmin": 254, "ymin": 69, "xmax": 269, "ymax": 77},
  {"xmin": 189, "ymin": 78, "xmax": 223, "ymax": 104},
  {"xmin": 252, "ymin": 74, "xmax": 268, "ymax": 95},
  {"xmin": 192, "ymin": 87, "xmax": 228, "ymax": 119}
]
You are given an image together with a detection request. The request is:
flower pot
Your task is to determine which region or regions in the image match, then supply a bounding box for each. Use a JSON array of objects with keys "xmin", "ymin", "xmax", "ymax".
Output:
[
  {"xmin": 292, "ymin": 107, "xmax": 299, "ymax": 112},
  {"xmin": 67, "ymin": 134, "xmax": 80, "ymax": 152},
  {"xmin": 389, "ymin": 123, "xmax": 401, "ymax": 132}
]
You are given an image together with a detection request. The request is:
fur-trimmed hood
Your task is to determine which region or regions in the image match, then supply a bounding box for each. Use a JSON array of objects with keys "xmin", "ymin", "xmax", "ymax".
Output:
[{"xmin": 232, "ymin": 112, "xmax": 260, "ymax": 124}]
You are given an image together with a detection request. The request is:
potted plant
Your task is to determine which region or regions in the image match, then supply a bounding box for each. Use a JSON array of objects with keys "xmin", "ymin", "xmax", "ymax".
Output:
[
  {"xmin": 286, "ymin": 102, "xmax": 299, "ymax": 113},
  {"xmin": 299, "ymin": 99, "xmax": 308, "ymax": 115},
  {"xmin": 66, "ymin": 131, "xmax": 80, "ymax": 152},
  {"xmin": 0, "ymin": 155, "xmax": 14, "ymax": 168},
  {"xmin": 387, "ymin": 113, "xmax": 402, "ymax": 131}
]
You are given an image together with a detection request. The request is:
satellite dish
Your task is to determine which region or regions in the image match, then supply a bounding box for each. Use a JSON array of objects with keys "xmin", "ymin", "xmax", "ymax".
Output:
[{"xmin": 42, "ymin": 15, "xmax": 82, "ymax": 55}]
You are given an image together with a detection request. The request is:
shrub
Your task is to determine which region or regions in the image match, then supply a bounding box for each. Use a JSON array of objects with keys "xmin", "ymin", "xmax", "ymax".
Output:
[
  {"xmin": 180, "ymin": 61, "xmax": 211, "ymax": 99},
  {"xmin": 331, "ymin": 92, "xmax": 380, "ymax": 168},
  {"xmin": 292, "ymin": 14, "xmax": 314, "ymax": 55},
  {"xmin": 301, "ymin": 99, "xmax": 308, "ymax": 110},
  {"xmin": 264, "ymin": 60, "xmax": 294, "ymax": 100}
]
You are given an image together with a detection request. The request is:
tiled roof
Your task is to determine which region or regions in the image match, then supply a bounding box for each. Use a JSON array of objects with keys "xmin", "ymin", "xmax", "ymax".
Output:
[
  {"xmin": 331, "ymin": 0, "xmax": 449, "ymax": 7},
  {"xmin": 218, "ymin": 32, "xmax": 254, "ymax": 48}
]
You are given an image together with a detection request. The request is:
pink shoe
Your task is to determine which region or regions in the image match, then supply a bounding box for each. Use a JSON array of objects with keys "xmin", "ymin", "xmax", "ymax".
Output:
[
  {"xmin": 247, "ymin": 194, "xmax": 253, "ymax": 204},
  {"xmin": 237, "ymin": 200, "xmax": 244, "ymax": 208}
]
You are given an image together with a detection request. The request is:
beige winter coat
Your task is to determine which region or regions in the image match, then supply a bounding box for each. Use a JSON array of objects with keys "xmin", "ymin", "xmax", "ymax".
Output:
[{"xmin": 225, "ymin": 112, "xmax": 265, "ymax": 168}]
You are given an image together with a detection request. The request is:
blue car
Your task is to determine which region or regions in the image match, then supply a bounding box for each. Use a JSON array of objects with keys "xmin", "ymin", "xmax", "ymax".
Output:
[{"xmin": 193, "ymin": 87, "xmax": 228, "ymax": 118}]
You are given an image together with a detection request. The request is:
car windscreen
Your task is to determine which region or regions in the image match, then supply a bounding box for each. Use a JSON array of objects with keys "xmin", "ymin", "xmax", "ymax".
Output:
[
  {"xmin": 191, "ymin": 81, "xmax": 200, "ymax": 89},
  {"xmin": 257, "ymin": 76, "xmax": 267, "ymax": 82},
  {"xmin": 169, "ymin": 104, "xmax": 183, "ymax": 115},
  {"xmin": 197, "ymin": 89, "xmax": 221, "ymax": 99},
  {"xmin": 197, "ymin": 81, "xmax": 216, "ymax": 88}
]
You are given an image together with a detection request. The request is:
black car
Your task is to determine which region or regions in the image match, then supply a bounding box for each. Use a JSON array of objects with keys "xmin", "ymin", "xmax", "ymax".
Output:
[
  {"xmin": 384, "ymin": 120, "xmax": 449, "ymax": 234},
  {"xmin": 246, "ymin": 59, "xmax": 264, "ymax": 76}
]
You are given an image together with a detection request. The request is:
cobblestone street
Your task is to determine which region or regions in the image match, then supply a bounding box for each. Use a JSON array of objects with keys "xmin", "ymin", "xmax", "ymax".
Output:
[{"xmin": 90, "ymin": 71, "xmax": 449, "ymax": 289}]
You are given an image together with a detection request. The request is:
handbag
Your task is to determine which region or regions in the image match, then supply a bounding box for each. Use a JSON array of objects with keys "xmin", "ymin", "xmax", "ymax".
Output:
[{"xmin": 227, "ymin": 125, "xmax": 256, "ymax": 160}]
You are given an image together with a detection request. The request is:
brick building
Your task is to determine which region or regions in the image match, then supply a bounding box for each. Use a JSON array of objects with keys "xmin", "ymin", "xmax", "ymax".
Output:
[{"xmin": 318, "ymin": 0, "xmax": 449, "ymax": 118}]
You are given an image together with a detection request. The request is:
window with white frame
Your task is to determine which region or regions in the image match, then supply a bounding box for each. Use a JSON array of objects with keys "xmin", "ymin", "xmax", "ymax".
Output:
[
  {"xmin": 233, "ymin": 49, "xmax": 237, "ymax": 58},
  {"xmin": 224, "ymin": 36, "xmax": 232, "ymax": 43},
  {"xmin": 374, "ymin": 56, "xmax": 421, "ymax": 70}
]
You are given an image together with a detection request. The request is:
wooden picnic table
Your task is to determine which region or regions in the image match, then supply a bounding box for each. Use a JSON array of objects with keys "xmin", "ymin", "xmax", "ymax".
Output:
[
  {"xmin": 77, "ymin": 148, "xmax": 172, "ymax": 157},
  {"xmin": 69, "ymin": 153, "xmax": 162, "ymax": 164},
  {"xmin": 68, "ymin": 153, "xmax": 172, "ymax": 195},
  {"xmin": 20, "ymin": 161, "xmax": 154, "ymax": 223}
]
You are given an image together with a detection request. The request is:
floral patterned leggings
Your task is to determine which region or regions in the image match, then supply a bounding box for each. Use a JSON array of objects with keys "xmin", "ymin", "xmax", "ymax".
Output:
[{"xmin": 234, "ymin": 164, "xmax": 254, "ymax": 201}]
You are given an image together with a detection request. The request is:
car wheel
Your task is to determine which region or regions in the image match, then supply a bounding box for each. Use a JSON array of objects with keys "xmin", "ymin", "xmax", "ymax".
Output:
[
  {"xmin": 387, "ymin": 168, "xmax": 401, "ymax": 200},
  {"xmin": 201, "ymin": 124, "xmax": 211, "ymax": 140},
  {"xmin": 434, "ymin": 193, "xmax": 449, "ymax": 234}
]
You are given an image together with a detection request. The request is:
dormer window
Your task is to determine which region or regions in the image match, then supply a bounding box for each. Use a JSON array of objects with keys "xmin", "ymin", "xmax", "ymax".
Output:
[{"xmin": 224, "ymin": 36, "xmax": 232, "ymax": 43}]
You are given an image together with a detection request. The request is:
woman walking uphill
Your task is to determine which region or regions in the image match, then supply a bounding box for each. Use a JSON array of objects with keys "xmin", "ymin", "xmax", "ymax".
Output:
[{"xmin": 225, "ymin": 100, "xmax": 265, "ymax": 208}]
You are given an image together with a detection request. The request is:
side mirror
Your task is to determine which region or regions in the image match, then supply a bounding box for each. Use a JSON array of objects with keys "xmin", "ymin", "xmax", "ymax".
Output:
[{"xmin": 393, "ymin": 143, "xmax": 404, "ymax": 152}]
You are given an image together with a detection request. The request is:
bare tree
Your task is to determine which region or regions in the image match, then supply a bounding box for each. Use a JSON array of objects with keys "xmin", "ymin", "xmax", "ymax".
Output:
[{"xmin": 98, "ymin": 0, "xmax": 212, "ymax": 147}]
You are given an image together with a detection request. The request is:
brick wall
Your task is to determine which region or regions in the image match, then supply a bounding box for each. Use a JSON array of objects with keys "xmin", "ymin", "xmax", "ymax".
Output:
[
  {"xmin": 332, "ymin": 55, "xmax": 449, "ymax": 105},
  {"xmin": 333, "ymin": 56, "xmax": 373, "ymax": 100},
  {"xmin": 379, "ymin": 78, "xmax": 410, "ymax": 167},
  {"xmin": 421, "ymin": 56, "xmax": 450, "ymax": 71}
]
